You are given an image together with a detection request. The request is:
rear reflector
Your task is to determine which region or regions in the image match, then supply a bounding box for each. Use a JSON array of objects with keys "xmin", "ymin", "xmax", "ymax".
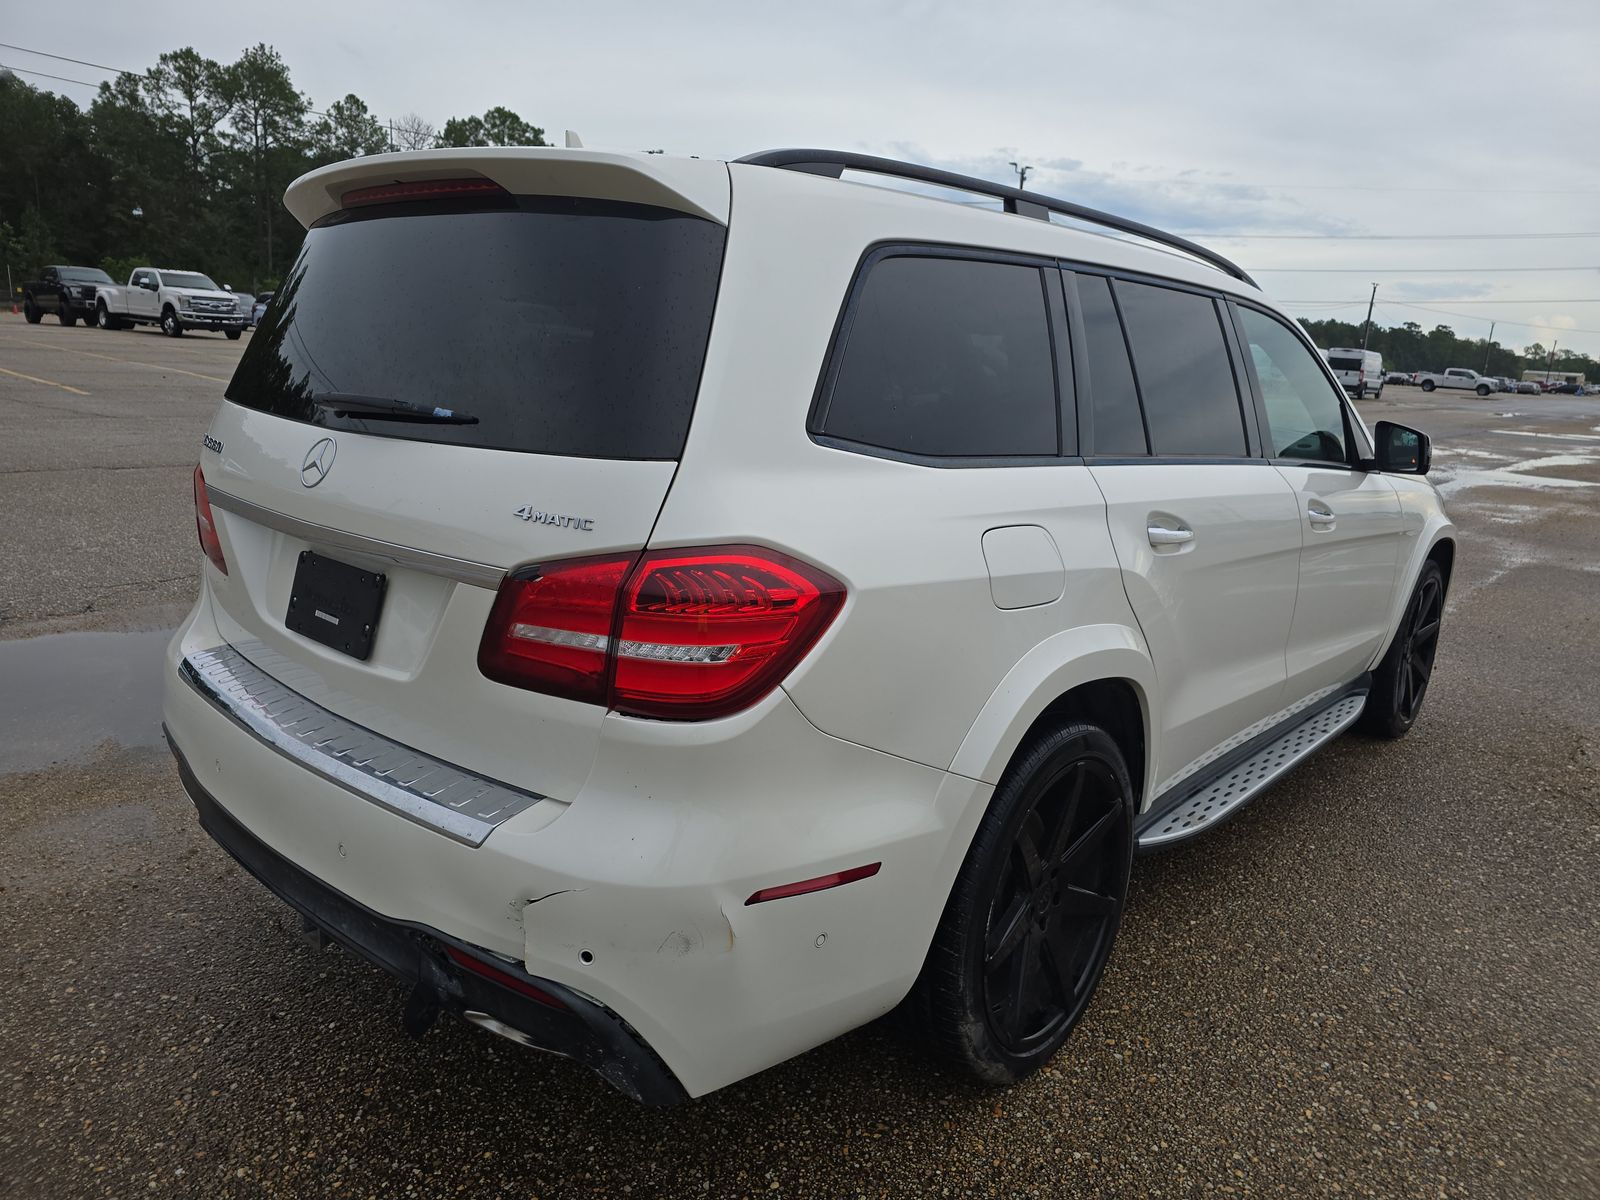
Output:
[
  {"xmin": 341, "ymin": 178, "xmax": 509, "ymax": 208},
  {"xmin": 479, "ymin": 546, "xmax": 845, "ymax": 720},
  {"xmin": 745, "ymin": 862, "xmax": 882, "ymax": 906},
  {"xmin": 444, "ymin": 945, "xmax": 567, "ymax": 1011},
  {"xmin": 192, "ymin": 465, "xmax": 228, "ymax": 575}
]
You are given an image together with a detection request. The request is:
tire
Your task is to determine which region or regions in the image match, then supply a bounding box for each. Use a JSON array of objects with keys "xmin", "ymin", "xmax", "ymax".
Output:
[
  {"xmin": 1375, "ymin": 386, "xmax": 1384, "ymax": 401},
  {"xmin": 1359, "ymin": 559, "xmax": 1445, "ymax": 740},
  {"xmin": 23, "ymin": 298, "xmax": 42, "ymax": 324},
  {"xmin": 58, "ymin": 304, "xmax": 78, "ymax": 326},
  {"xmin": 1475, "ymin": 384, "xmax": 1491, "ymax": 396},
  {"xmin": 97, "ymin": 304, "xmax": 113, "ymax": 330},
  {"xmin": 1354, "ymin": 384, "xmax": 1365, "ymax": 400},
  {"xmin": 1421, "ymin": 380, "xmax": 1436, "ymax": 392},
  {"xmin": 161, "ymin": 307, "xmax": 184, "ymax": 337},
  {"xmin": 914, "ymin": 721, "xmax": 1134, "ymax": 1085},
  {"xmin": 224, "ymin": 328, "xmax": 242, "ymax": 340}
]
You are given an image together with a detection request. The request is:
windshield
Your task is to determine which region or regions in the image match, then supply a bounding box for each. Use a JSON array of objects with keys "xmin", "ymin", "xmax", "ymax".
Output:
[
  {"xmin": 225, "ymin": 196, "xmax": 726, "ymax": 460},
  {"xmin": 60, "ymin": 268, "xmax": 114, "ymax": 284},
  {"xmin": 161, "ymin": 272, "xmax": 221, "ymax": 290}
]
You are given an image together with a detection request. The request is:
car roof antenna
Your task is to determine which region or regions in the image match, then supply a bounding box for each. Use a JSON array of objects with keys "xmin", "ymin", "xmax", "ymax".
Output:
[{"xmin": 564, "ymin": 130, "xmax": 584, "ymax": 148}]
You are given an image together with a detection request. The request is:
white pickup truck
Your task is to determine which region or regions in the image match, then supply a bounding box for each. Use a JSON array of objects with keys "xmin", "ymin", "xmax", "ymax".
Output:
[
  {"xmin": 94, "ymin": 267, "xmax": 249, "ymax": 338},
  {"xmin": 1416, "ymin": 368, "xmax": 1495, "ymax": 396}
]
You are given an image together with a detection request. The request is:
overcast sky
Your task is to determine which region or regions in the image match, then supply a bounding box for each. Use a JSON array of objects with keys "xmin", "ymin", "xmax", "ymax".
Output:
[{"xmin": 9, "ymin": 0, "xmax": 1600, "ymax": 356}]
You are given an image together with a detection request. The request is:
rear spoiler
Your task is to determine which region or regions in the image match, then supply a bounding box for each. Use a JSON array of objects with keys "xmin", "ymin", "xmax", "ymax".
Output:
[{"xmin": 283, "ymin": 148, "xmax": 730, "ymax": 228}]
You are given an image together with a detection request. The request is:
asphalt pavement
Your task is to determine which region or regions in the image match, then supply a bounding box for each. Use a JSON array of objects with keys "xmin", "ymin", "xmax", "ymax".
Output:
[{"xmin": 1, "ymin": 315, "xmax": 1596, "ymax": 1198}]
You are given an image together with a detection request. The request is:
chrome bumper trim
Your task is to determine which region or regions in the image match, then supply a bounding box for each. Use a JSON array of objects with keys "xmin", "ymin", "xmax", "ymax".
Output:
[
  {"xmin": 205, "ymin": 487, "xmax": 506, "ymax": 590},
  {"xmin": 178, "ymin": 643, "xmax": 545, "ymax": 846}
]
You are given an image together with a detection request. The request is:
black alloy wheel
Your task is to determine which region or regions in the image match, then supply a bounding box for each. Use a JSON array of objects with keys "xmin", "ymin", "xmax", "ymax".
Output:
[
  {"xmin": 1360, "ymin": 559, "xmax": 1446, "ymax": 739},
  {"xmin": 916, "ymin": 722, "xmax": 1134, "ymax": 1083}
]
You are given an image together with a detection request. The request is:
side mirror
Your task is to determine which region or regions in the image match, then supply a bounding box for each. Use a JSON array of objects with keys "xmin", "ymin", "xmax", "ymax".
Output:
[
  {"xmin": 223, "ymin": 284, "xmax": 233, "ymax": 292},
  {"xmin": 1373, "ymin": 420, "xmax": 1431, "ymax": 475}
]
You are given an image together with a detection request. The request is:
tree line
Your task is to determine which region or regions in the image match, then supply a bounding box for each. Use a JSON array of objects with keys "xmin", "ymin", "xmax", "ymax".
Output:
[
  {"xmin": 1, "ymin": 45, "xmax": 547, "ymax": 294},
  {"xmin": 1297, "ymin": 316, "xmax": 1597, "ymax": 383}
]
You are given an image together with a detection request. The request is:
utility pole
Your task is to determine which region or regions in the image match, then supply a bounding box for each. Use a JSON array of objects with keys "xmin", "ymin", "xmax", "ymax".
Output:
[
  {"xmin": 1360, "ymin": 282, "xmax": 1378, "ymax": 354},
  {"xmin": 1482, "ymin": 321, "xmax": 1495, "ymax": 375},
  {"xmin": 1009, "ymin": 161, "xmax": 1032, "ymax": 190},
  {"xmin": 1545, "ymin": 339, "xmax": 1558, "ymax": 383}
]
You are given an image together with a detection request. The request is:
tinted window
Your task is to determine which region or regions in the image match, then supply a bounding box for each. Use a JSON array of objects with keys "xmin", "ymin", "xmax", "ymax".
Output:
[
  {"xmin": 227, "ymin": 198, "xmax": 725, "ymax": 460},
  {"xmin": 1077, "ymin": 275, "xmax": 1146, "ymax": 456},
  {"xmin": 161, "ymin": 272, "xmax": 220, "ymax": 290},
  {"xmin": 1115, "ymin": 281, "xmax": 1247, "ymax": 457},
  {"xmin": 1326, "ymin": 356, "xmax": 1362, "ymax": 372},
  {"xmin": 821, "ymin": 256, "xmax": 1057, "ymax": 457},
  {"xmin": 60, "ymin": 268, "xmax": 114, "ymax": 284},
  {"xmin": 1238, "ymin": 307, "xmax": 1348, "ymax": 463}
]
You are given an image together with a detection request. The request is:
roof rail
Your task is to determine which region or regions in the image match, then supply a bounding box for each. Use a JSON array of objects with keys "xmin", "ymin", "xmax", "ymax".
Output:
[{"xmin": 734, "ymin": 148, "xmax": 1257, "ymax": 288}]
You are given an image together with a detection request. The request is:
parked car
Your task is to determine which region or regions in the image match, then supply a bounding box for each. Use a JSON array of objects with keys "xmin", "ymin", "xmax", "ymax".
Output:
[
  {"xmin": 250, "ymin": 291, "xmax": 274, "ymax": 328},
  {"xmin": 1416, "ymin": 368, "xmax": 1496, "ymax": 396},
  {"xmin": 1543, "ymin": 381, "xmax": 1584, "ymax": 395},
  {"xmin": 20, "ymin": 265, "xmax": 116, "ymax": 326},
  {"xmin": 1320, "ymin": 346, "xmax": 1384, "ymax": 399},
  {"xmin": 95, "ymin": 268, "xmax": 249, "ymax": 338},
  {"xmin": 1516, "ymin": 380, "xmax": 1541, "ymax": 394},
  {"xmin": 166, "ymin": 147, "xmax": 1455, "ymax": 1104},
  {"xmin": 1383, "ymin": 370, "xmax": 1410, "ymax": 386}
]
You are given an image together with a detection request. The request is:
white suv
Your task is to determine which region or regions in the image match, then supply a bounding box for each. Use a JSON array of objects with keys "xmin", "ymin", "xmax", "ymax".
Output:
[{"xmin": 164, "ymin": 147, "xmax": 1455, "ymax": 1103}]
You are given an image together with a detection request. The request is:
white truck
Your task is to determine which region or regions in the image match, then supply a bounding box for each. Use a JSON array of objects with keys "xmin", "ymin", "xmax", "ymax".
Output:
[
  {"xmin": 1416, "ymin": 367, "xmax": 1495, "ymax": 396},
  {"xmin": 94, "ymin": 267, "xmax": 249, "ymax": 339}
]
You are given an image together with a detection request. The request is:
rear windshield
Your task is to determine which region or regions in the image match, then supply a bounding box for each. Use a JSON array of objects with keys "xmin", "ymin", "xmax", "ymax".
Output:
[
  {"xmin": 226, "ymin": 196, "xmax": 726, "ymax": 460},
  {"xmin": 1326, "ymin": 356, "xmax": 1362, "ymax": 372}
]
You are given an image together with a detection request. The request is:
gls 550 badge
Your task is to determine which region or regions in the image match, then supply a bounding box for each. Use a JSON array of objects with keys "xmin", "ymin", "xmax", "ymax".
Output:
[
  {"xmin": 202, "ymin": 434, "xmax": 224, "ymax": 454},
  {"xmin": 514, "ymin": 506, "xmax": 594, "ymax": 532}
]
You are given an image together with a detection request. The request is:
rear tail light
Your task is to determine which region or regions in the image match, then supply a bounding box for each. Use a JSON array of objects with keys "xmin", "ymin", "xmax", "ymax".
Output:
[
  {"xmin": 444, "ymin": 945, "xmax": 567, "ymax": 1011},
  {"xmin": 192, "ymin": 465, "xmax": 228, "ymax": 575},
  {"xmin": 479, "ymin": 546, "xmax": 845, "ymax": 720}
]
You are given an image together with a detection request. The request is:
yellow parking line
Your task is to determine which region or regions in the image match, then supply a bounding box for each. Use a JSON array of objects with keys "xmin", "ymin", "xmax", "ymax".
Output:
[
  {"xmin": 24, "ymin": 340, "xmax": 230, "ymax": 384},
  {"xmin": 0, "ymin": 365, "xmax": 90, "ymax": 396}
]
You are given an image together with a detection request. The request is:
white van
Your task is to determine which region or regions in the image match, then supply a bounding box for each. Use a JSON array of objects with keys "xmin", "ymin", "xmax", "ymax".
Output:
[{"xmin": 1321, "ymin": 347, "xmax": 1385, "ymax": 399}]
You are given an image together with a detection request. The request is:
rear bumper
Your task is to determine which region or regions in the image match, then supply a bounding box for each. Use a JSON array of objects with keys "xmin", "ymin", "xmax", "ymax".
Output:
[{"xmin": 169, "ymin": 732, "xmax": 688, "ymax": 1105}]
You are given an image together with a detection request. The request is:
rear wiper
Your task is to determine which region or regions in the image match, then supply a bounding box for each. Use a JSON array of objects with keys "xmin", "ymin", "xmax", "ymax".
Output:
[{"xmin": 310, "ymin": 392, "xmax": 479, "ymax": 425}]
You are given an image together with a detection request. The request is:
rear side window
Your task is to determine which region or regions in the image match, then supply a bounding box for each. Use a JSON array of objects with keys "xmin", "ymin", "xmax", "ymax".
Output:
[
  {"xmin": 1076, "ymin": 275, "xmax": 1147, "ymax": 456},
  {"xmin": 818, "ymin": 256, "xmax": 1058, "ymax": 458},
  {"xmin": 226, "ymin": 197, "xmax": 726, "ymax": 460},
  {"xmin": 1326, "ymin": 356, "xmax": 1362, "ymax": 372},
  {"xmin": 1114, "ymin": 280, "xmax": 1247, "ymax": 457}
]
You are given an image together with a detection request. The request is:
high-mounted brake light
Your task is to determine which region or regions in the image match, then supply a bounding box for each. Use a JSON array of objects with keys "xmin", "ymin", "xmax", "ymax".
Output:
[
  {"xmin": 478, "ymin": 546, "xmax": 846, "ymax": 720},
  {"xmin": 340, "ymin": 178, "xmax": 509, "ymax": 208},
  {"xmin": 192, "ymin": 465, "xmax": 228, "ymax": 575}
]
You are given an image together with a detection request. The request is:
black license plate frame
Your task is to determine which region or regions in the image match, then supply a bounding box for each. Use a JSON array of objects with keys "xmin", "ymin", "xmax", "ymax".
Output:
[{"xmin": 285, "ymin": 551, "xmax": 387, "ymax": 661}]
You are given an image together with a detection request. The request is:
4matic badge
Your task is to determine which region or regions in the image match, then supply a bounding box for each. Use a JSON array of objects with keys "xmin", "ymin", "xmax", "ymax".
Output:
[{"xmin": 514, "ymin": 506, "xmax": 594, "ymax": 532}]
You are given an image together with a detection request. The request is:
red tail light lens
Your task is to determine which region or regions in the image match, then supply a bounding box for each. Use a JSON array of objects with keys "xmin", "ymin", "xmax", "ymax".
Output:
[
  {"xmin": 477, "ymin": 554, "xmax": 638, "ymax": 704},
  {"xmin": 478, "ymin": 546, "xmax": 845, "ymax": 720},
  {"xmin": 192, "ymin": 465, "xmax": 228, "ymax": 575}
]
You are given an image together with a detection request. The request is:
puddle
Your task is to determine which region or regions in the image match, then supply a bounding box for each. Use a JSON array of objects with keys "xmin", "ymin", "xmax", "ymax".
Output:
[{"xmin": 0, "ymin": 628, "xmax": 173, "ymax": 773}]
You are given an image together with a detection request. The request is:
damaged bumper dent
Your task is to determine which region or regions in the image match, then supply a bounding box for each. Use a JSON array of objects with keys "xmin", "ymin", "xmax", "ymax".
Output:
[{"xmin": 168, "ymin": 732, "xmax": 689, "ymax": 1106}]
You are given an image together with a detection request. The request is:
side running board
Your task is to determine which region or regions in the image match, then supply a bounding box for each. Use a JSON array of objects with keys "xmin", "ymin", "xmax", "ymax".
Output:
[{"xmin": 1136, "ymin": 691, "xmax": 1368, "ymax": 851}]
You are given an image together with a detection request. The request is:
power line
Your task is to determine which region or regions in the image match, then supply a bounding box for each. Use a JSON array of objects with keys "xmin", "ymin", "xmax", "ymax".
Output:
[
  {"xmin": 1280, "ymin": 297, "xmax": 1600, "ymax": 304},
  {"xmin": 0, "ymin": 63, "xmax": 104, "ymax": 90},
  {"xmin": 1378, "ymin": 301, "xmax": 1600, "ymax": 337},
  {"xmin": 0, "ymin": 41, "xmax": 133, "ymax": 75},
  {"xmin": 1150, "ymin": 177, "xmax": 1600, "ymax": 196},
  {"xmin": 1191, "ymin": 231, "xmax": 1600, "ymax": 241},
  {"xmin": 1254, "ymin": 266, "xmax": 1600, "ymax": 274}
]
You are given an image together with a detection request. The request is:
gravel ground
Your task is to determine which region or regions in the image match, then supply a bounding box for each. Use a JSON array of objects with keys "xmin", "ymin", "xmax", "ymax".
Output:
[{"xmin": 1, "ymin": 317, "xmax": 1596, "ymax": 1197}]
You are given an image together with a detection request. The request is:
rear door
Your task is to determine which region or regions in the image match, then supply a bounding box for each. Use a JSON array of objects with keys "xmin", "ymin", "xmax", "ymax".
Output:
[
  {"xmin": 1231, "ymin": 303, "xmax": 1402, "ymax": 699},
  {"xmin": 200, "ymin": 170, "xmax": 728, "ymax": 800},
  {"xmin": 1070, "ymin": 271, "xmax": 1302, "ymax": 798}
]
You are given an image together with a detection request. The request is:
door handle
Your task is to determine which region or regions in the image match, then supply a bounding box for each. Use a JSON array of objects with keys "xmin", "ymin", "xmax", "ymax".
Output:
[
  {"xmin": 1146, "ymin": 524, "xmax": 1195, "ymax": 547},
  {"xmin": 1307, "ymin": 500, "xmax": 1336, "ymax": 530}
]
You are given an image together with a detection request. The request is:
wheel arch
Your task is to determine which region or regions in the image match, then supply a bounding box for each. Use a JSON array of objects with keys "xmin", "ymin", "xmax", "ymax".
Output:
[
  {"xmin": 1370, "ymin": 514, "xmax": 1456, "ymax": 666},
  {"xmin": 948, "ymin": 624, "xmax": 1157, "ymax": 810}
]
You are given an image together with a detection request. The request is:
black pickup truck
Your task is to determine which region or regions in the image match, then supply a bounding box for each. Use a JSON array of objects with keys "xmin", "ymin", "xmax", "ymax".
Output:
[{"xmin": 22, "ymin": 266, "xmax": 117, "ymax": 326}]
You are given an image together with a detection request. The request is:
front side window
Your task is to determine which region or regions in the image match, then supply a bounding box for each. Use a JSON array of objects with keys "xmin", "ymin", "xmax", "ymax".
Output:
[
  {"xmin": 1114, "ymin": 280, "xmax": 1247, "ymax": 457},
  {"xmin": 819, "ymin": 256, "xmax": 1058, "ymax": 458},
  {"xmin": 1237, "ymin": 306, "xmax": 1348, "ymax": 464}
]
